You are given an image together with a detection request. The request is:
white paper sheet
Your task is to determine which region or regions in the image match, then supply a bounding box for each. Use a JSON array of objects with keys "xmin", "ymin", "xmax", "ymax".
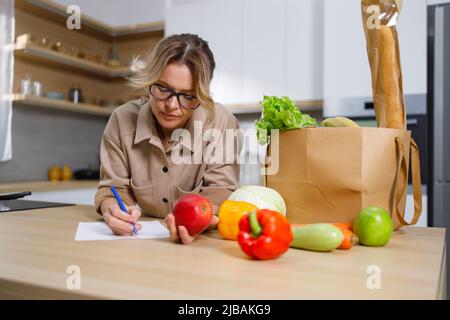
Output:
[{"xmin": 74, "ymin": 221, "xmax": 170, "ymax": 241}]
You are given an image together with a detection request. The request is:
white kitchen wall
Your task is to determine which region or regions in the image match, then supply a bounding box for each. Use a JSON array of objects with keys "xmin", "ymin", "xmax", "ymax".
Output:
[{"xmin": 52, "ymin": 0, "xmax": 166, "ymax": 27}]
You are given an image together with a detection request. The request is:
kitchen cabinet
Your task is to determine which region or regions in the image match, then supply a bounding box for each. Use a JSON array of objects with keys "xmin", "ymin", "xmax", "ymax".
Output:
[
  {"xmin": 165, "ymin": 0, "xmax": 325, "ymax": 105},
  {"xmin": 428, "ymin": 0, "xmax": 450, "ymax": 5},
  {"xmin": 164, "ymin": 0, "xmax": 204, "ymax": 37},
  {"xmin": 323, "ymin": 0, "xmax": 427, "ymax": 100},
  {"xmin": 398, "ymin": 0, "xmax": 428, "ymax": 95},
  {"xmin": 165, "ymin": 0, "xmax": 242, "ymax": 105},
  {"xmin": 241, "ymin": 0, "xmax": 324, "ymax": 102},
  {"xmin": 323, "ymin": 0, "xmax": 370, "ymax": 100},
  {"xmin": 241, "ymin": 0, "xmax": 285, "ymax": 103},
  {"xmin": 202, "ymin": 0, "xmax": 243, "ymax": 105},
  {"xmin": 286, "ymin": 0, "xmax": 324, "ymax": 101}
]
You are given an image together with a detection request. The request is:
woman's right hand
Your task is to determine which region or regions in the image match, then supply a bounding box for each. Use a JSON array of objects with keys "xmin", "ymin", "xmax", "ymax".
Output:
[
  {"xmin": 164, "ymin": 212, "xmax": 219, "ymax": 245},
  {"xmin": 101, "ymin": 198, "xmax": 142, "ymax": 236}
]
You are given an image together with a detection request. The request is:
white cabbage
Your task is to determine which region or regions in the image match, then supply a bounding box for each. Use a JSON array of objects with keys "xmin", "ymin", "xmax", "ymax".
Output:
[{"xmin": 228, "ymin": 185, "xmax": 286, "ymax": 216}]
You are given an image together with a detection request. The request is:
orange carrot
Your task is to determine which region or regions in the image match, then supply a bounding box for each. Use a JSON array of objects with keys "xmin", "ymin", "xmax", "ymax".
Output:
[
  {"xmin": 333, "ymin": 222, "xmax": 353, "ymax": 232},
  {"xmin": 338, "ymin": 229, "xmax": 359, "ymax": 250}
]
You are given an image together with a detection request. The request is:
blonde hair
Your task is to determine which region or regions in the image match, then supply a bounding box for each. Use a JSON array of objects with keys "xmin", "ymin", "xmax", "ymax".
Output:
[{"xmin": 129, "ymin": 34, "xmax": 216, "ymax": 112}]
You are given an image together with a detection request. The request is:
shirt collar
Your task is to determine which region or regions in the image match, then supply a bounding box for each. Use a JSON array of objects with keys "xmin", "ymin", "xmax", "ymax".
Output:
[
  {"xmin": 134, "ymin": 97, "xmax": 213, "ymax": 152},
  {"xmin": 134, "ymin": 97, "xmax": 156, "ymax": 145}
]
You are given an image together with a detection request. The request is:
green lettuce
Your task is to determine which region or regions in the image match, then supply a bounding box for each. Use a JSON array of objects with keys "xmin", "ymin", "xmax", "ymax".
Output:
[{"xmin": 255, "ymin": 95, "xmax": 318, "ymax": 145}]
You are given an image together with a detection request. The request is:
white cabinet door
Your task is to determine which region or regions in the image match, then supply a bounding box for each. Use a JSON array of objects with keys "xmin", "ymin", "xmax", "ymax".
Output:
[
  {"xmin": 323, "ymin": 0, "xmax": 372, "ymax": 99},
  {"xmin": 203, "ymin": 0, "xmax": 243, "ymax": 105},
  {"xmin": 241, "ymin": 0, "xmax": 286, "ymax": 103},
  {"xmin": 165, "ymin": 1, "xmax": 205, "ymax": 37},
  {"xmin": 166, "ymin": 0, "xmax": 243, "ymax": 105},
  {"xmin": 286, "ymin": 0, "xmax": 324, "ymax": 101},
  {"xmin": 398, "ymin": 0, "xmax": 427, "ymax": 95},
  {"xmin": 323, "ymin": 0, "xmax": 427, "ymax": 100},
  {"xmin": 166, "ymin": 0, "xmax": 327, "ymax": 104}
]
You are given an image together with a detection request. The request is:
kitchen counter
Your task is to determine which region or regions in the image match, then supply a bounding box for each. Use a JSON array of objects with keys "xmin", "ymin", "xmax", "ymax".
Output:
[
  {"xmin": 0, "ymin": 180, "xmax": 98, "ymax": 193},
  {"xmin": 0, "ymin": 205, "xmax": 446, "ymax": 300}
]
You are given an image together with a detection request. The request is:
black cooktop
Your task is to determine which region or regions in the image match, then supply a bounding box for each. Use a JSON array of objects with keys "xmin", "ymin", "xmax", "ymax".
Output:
[{"xmin": 0, "ymin": 199, "xmax": 75, "ymax": 213}]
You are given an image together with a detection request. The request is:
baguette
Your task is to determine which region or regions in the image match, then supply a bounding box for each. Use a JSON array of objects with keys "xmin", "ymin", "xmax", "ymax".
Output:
[
  {"xmin": 376, "ymin": 25, "xmax": 405, "ymax": 129},
  {"xmin": 361, "ymin": 0, "xmax": 406, "ymax": 129}
]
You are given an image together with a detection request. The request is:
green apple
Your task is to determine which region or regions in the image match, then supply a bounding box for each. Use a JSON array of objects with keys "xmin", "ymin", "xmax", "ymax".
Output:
[{"xmin": 354, "ymin": 207, "xmax": 393, "ymax": 247}]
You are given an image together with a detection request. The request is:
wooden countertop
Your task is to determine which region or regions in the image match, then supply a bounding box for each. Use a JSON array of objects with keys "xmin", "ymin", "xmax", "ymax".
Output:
[
  {"xmin": 0, "ymin": 180, "xmax": 98, "ymax": 193},
  {"xmin": 0, "ymin": 205, "xmax": 446, "ymax": 300}
]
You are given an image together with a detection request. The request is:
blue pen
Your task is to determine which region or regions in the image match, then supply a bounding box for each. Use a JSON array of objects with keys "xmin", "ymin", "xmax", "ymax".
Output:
[{"xmin": 111, "ymin": 186, "xmax": 138, "ymax": 235}]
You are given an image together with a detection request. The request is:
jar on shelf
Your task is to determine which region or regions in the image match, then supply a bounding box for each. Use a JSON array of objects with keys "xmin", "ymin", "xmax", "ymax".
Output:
[
  {"xmin": 61, "ymin": 165, "xmax": 73, "ymax": 181},
  {"xmin": 48, "ymin": 165, "xmax": 61, "ymax": 181},
  {"xmin": 32, "ymin": 81, "xmax": 42, "ymax": 97},
  {"xmin": 20, "ymin": 75, "xmax": 32, "ymax": 96},
  {"xmin": 68, "ymin": 84, "xmax": 83, "ymax": 104}
]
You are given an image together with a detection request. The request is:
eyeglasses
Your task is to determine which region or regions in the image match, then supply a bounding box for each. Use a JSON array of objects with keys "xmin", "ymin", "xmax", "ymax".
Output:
[{"xmin": 148, "ymin": 83, "xmax": 200, "ymax": 110}]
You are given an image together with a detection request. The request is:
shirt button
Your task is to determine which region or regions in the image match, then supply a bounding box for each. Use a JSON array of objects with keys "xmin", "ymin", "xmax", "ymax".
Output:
[
  {"xmin": 162, "ymin": 198, "xmax": 168, "ymax": 203},
  {"xmin": 162, "ymin": 166, "xmax": 168, "ymax": 173}
]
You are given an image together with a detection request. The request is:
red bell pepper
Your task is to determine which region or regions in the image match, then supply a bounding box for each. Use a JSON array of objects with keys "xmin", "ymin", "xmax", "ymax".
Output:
[{"xmin": 237, "ymin": 209, "xmax": 293, "ymax": 260}]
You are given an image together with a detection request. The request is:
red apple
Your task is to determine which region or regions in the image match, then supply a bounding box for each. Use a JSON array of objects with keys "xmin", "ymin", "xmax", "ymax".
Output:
[{"xmin": 173, "ymin": 194, "xmax": 213, "ymax": 237}]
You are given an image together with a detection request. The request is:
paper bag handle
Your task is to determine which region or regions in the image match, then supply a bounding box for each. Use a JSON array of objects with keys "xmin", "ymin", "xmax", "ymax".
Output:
[{"xmin": 394, "ymin": 137, "xmax": 422, "ymax": 226}]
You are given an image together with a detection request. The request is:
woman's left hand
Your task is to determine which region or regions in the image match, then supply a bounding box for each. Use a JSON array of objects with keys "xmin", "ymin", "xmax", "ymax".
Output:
[{"xmin": 164, "ymin": 213, "xmax": 219, "ymax": 245}]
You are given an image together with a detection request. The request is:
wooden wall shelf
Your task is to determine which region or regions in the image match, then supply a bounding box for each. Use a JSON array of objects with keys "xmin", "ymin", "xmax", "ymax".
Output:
[
  {"xmin": 16, "ymin": 0, "xmax": 165, "ymax": 41},
  {"xmin": 12, "ymin": 94, "xmax": 115, "ymax": 117},
  {"xmin": 14, "ymin": 43, "xmax": 133, "ymax": 79},
  {"xmin": 12, "ymin": 94, "xmax": 322, "ymax": 118}
]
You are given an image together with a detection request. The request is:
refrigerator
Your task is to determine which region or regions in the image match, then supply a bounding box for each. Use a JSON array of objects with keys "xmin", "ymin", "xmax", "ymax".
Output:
[{"xmin": 428, "ymin": 3, "xmax": 450, "ymax": 298}]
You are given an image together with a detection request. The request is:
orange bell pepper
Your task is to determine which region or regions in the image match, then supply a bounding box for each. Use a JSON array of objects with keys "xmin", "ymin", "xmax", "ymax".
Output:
[{"xmin": 218, "ymin": 200, "xmax": 258, "ymax": 240}]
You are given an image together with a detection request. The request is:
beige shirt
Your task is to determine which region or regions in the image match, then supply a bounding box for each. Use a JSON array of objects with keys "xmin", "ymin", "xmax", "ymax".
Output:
[{"xmin": 95, "ymin": 97, "xmax": 242, "ymax": 218}]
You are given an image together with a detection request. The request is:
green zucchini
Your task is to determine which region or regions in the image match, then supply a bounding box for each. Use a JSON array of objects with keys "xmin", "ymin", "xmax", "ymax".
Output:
[{"xmin": 291, "ymin": 223, "xmax": 344, "ymax": 252}]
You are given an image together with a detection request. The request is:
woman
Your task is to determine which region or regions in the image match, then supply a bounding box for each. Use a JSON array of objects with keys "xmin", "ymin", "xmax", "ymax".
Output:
[{"xmin": 95, "ymin": 34, "xmax": 241, "ymax": 244}]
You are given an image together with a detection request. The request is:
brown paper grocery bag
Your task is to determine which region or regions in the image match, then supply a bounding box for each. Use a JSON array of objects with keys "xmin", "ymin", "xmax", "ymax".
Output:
[{"xmin": 264, "ymin": 127, "xmax": 422, "ymax": 230}]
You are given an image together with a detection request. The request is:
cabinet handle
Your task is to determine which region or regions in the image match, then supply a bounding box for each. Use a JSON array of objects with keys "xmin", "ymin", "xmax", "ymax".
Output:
[{"xmin": 407, "ymin": 119, "xmax": 418, "ymax": 126}]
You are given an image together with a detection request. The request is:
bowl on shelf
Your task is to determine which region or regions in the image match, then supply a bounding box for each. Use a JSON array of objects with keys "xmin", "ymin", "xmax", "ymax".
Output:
[
  {"xmin": 74, "ymin": 168, "xmax": 100, "ymax": 180},
  {"xmin": 45, "ymin": 92, "xmax": 65, "ymax": 100},
  {"xmin": 16, "ymin": 33, "xmax": 35, "ymax": 46},
  {"xmin": 106, "ymin": 59, "xmax": 122, "ymax": 68},
  {"xmin": 82, "ymin": 97, "xmax": 99, "ymax": 105},
  {"xmin": 99, "ymin": 99, "xmax": 122, "ymax": 108}
]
